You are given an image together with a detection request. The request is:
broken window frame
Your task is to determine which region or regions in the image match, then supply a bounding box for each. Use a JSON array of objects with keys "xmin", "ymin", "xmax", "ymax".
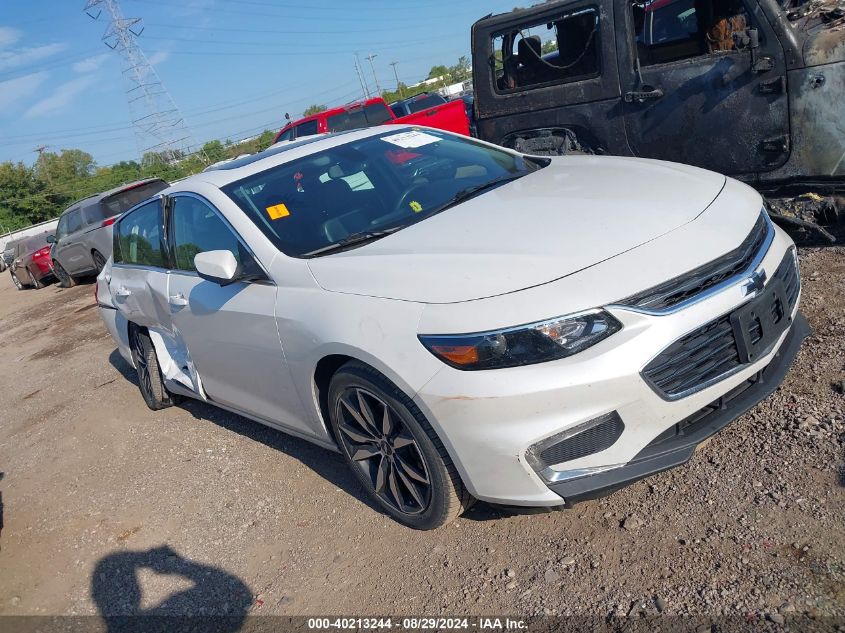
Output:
[
  {"xmin": 630, "ymin": 0, "xmax": 758, "ymax": 68},
  {"xmin": 490, "ymin": 5, "xmax": 602, "ymax": 95}
]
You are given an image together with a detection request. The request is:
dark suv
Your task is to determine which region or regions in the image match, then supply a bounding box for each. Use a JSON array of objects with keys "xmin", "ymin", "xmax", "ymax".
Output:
[{"xmin": 50, "ymin": 179, "xmax": 168, "ymax": 287}]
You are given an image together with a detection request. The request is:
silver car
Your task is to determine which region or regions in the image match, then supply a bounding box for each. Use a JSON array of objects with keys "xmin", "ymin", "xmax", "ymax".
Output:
[
  {"xmin": 97, "ymin": 126, "xmax": 806, "ymax": 529},
  {"xmin": 50, "ymin": 179, "xmax": 168, "ymax": 287}
]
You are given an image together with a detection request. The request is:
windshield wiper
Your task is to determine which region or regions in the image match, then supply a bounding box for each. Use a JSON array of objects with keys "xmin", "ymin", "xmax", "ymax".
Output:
[
  {"xmin": 429, "ymin": 173, "xmax": 526, "ymax": 216},
  {"xmin": 303, "ymin": 227, "xmax": 402, "ymax": 257}
]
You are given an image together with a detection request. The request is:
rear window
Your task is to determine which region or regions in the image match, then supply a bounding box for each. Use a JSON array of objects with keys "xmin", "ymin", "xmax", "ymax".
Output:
[
  {"xmin": 326, "ymin": 103, "xmax": 393, "ymax": 132},
  {"xmin": 98, "ymin": 180, "xmax": 168, "ymax": 220},
  {"xmin": 404, "ymin": 95, "xmax": 446, "ymax": 114}
]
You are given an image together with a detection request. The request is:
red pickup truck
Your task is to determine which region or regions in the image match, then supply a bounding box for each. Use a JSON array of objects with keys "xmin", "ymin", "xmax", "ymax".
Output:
[{"xmin": 273, "ymin": 95, "xmax": 470, "ymax": 143}]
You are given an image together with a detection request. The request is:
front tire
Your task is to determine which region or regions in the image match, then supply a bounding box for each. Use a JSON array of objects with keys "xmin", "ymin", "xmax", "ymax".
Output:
[
  {"xmin": 328, "ymin": 361, "xmax": 473, "ymax": 529},
  {"xmin": 129, "ymin": 326, "xmax": 182, "ymax": 411},
  {"xmin": 10, "ymin": 271, "xmax": 24, "ymax": 290}
]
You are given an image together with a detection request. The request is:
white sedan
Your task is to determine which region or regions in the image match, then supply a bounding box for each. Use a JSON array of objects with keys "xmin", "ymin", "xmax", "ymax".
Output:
[{"xmin": 97, "ymin": 126, "xmax": 808, "ymax": 529}]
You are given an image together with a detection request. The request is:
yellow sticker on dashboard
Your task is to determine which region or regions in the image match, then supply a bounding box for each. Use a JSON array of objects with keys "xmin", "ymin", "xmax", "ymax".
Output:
[
  {"xmin": 266, "ymin": 203, "xmax": 290, "ymax": 219},
  {"xmin": 409, "ymin": 200, "xmax": 423, "ymax": 213}
]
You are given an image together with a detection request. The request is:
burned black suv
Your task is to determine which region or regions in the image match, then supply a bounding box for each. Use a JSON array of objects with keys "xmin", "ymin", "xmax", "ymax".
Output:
[{"xmin": 470, "ymin": 0, "xmax": 844, "ymax": 235}]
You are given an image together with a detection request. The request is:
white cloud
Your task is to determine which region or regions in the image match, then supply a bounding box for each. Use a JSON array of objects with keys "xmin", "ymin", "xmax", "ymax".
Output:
[
  {"xmin": 0, "ymin": 42, "xmax": 67, "ymax": 72},
  {"xmin": 24, "ymin": 74, "xmax": 97, "ymax": 119},
  {"xmin": 72, "ymin": 53, "xmax": 110, "ymax": 73},
  {"xmin": 0, "ymin": 71, "xmax": 47, "ymax": 112},
  {"xmin": 147, "ymin": 50, "xmax": 170, "ymax": 66},
  {"xmin": 0, "ymin": 26, "xmax": 22, "ymax": 49}
]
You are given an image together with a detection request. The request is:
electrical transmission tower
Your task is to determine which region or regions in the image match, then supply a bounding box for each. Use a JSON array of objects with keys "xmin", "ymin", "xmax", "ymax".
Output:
[{"xmin": 83, "ymin": 0, "xmax": 199, "ymax": 164}]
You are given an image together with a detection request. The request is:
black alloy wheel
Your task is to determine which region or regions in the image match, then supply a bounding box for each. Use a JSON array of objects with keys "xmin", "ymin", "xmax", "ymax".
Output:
[
  {"xmin": 92, "ymin": 250, "xmax": 106, "ymax": 274},
  {"xmin": 336, "ymin": 386, "xmax": 433, "ymax": 515},
  {"xmin": 129, "ymin": 326, "xmax": 181, "ymax": 410},
  {"xmin": 53, "ymin": 260, "xmax": 76, "ymax": 288},
  {"xmin": 328, "ymin": 361, "xmax": 473, "ymax": 529}
]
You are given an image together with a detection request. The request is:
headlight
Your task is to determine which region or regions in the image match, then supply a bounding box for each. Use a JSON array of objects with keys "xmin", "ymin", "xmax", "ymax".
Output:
[{"xmin": 418, "ymin": 309, "xmax": 622, "ymax": 370}]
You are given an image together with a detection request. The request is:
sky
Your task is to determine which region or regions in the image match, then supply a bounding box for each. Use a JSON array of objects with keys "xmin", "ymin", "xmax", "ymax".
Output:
[{"xmin": 0, "ymin": 0, "xmax": 519, "ymax": 168}]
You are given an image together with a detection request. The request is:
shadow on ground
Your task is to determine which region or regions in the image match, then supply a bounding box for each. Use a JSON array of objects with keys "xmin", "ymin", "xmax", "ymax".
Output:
[
  {"xmin": 108, "ymin": 350, "xmax": 508, "ymax": 524},
  {"xmin": 91, "ymin": 545, "xmax": 251, "ymax": 632}
]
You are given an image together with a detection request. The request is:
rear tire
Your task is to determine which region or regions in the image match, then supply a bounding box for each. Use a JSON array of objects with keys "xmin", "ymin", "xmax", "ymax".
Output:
[
  {"xmin": 328, "ymin": 361, "xmax": 473, "ymax": 529},
  {"xmin": 53, "ymin": 260, "xmax": 76, "ymax": 288},
  {"xmin": 30, "ymin": 269, "xmax": 43, "ymax": 289},
  {"xmin": 92, "ymin": 250, "xmax": 106, "ymax": 274},
  {"xmin": 129, "ymin": 326, "xmax": 182, "ymax": 411}
]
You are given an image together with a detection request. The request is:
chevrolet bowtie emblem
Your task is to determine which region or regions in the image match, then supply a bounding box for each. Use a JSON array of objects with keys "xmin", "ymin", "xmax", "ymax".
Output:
[{"xmin": 742, "ymin": 269, "xmax": 767, "ymax": 296}]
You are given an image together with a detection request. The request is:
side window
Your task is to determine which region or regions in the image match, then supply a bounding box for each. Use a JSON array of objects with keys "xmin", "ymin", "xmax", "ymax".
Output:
[
  {"xmin": 170, "ymin": 196, "xmax": 241, "ymax": 272},
  {"xmin": 56, "ymin": 214, "xmax": 69, "ymax": 239},
  {"xmin": 632, "ymin": 0, "xmax": 751, "ymax": 66},
  {"xmin": 295, "ymin": 120, "xmax": 320, "ymax": 137},
  {"xmin": 363, "ymin": 103, "xmax": 394, "ymax": 125},
  {"xmin": 492, "ymin": 7, "xmax": 600, "ymax": 92},
  {"xmin": 115, "ymin": 200, "xmax": 165, "ymax": 267},
  {"xmin": 65, "ymin": 209, "xmax": 83, "ymax": 234},
  {"xmin": 276, "ymin": 128, "xmax": 293, "ymax": 143}
]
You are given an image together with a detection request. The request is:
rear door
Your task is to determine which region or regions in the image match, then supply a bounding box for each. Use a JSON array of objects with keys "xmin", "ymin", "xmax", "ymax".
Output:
[
  {"xmin": 617, "ymin": 0, "xmax": 790, "ymax": 174},
  {"xmin": 54, "ymin": 207, "xmax": 90, "ymax": 274},
  {"xmin": 109, "ymin": 199, "xmax": 171, "ymax": 329},
  {"xmin": 165, "ymin": 194, "xmax": 309, "ymax": 432},
  {"xmin": 394, "ymin": 99, "xmax": 471, "ymax": 136}
]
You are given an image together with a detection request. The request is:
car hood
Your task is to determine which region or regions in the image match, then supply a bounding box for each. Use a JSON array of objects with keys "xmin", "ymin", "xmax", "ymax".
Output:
[{"xmin": 307, "ymin": 156, "xmax": 726, "ymax": 304}]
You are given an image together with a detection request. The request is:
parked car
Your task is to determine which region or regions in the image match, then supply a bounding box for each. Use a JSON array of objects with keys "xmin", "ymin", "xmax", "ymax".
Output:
[
  {"xmin": 388, "ymin": 92, "xmax": 448, "ymax": 118},
  {"xmin": 50, "ymin": 179, "xmax": 169, "ymax": 287},
  {"xmin": 469, "ymin": 0, "xmax": 845, "ymax": 237},
  {"xmin": 1, "ymin": 240, "xmax": 18, "ymax": 272},
  {"xmin": 98, "ymin": 126, "xmax": 807, "ymax": 529},
  {"xmin": 8, "ymin": 234, "xmax": 54, "ymax": 290},
  {"xmin": 273, "ymin": 95, "xmax": 471, "ymax": 143}
]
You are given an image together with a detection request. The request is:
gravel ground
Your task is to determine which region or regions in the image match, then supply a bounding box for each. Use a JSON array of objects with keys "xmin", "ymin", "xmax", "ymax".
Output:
[{"xmin": 0, "ymin": 248, "xmax": 842, "ymax": 623}]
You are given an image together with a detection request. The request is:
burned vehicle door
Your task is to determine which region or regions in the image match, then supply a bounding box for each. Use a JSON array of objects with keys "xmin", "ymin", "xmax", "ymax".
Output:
[
  {"xmin": 617, "ymin": 0, "xmax": 790, "ymax": 174},
  {"xmin": 470, "ymin": 0, "xmax": 627, "ymax": 155}
]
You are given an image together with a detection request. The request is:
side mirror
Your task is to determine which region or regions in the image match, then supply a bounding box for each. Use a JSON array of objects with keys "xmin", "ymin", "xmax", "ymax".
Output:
[
  {"xmin": 194, "ymin": 250, "xmax": 240, "ymax": 286},
  {"xmin": 46, "ymin": 234, "xmax": 56, "ymax": 243}
]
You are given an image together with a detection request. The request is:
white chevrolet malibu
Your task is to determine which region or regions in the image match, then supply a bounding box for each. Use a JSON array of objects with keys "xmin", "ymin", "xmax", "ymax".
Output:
[{"xmin": 97, "ymin": 126, "xmax": 807, "ymax": 529}]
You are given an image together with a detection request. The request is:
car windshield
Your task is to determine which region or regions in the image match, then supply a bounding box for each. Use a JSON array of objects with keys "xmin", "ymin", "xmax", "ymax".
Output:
[{"xmin": 221, "ymin": 129, "xmax": 543, "ymax": 258}]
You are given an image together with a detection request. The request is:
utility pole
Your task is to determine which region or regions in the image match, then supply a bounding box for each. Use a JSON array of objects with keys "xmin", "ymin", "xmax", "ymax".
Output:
[
  {"xmin": 33, "ymin": 146, "xmax": 51, "ymax": 184},
  {"xmin": 354, "ymin": 54, "xmax": 369, "ymax": 99},
  {"xmin": 354, "ymin": 53, "xmax": 370, "ymax": 99},
  {"xmin": 365, "ymin": 53, "xmax": 382, "ymax": 96},
  {"xmin": 84, "ymin": 0, "xmax": 201, "ymax": 164},
  {"xmin": 389, "ymin": 61, "xmax": 403, "ymax": 98}
]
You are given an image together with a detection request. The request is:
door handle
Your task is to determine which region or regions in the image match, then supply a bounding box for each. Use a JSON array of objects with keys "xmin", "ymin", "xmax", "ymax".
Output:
[
  {"xmin": 113, "ymin": 286, "xmax": 131, "ymax": 297},
  {"xmin": 169, "ymin": 293, "xmax": 188, "ymax": 307},
  {"xmin": 624, "ymin": 87, "xmax": 664, "ymax": 103}
]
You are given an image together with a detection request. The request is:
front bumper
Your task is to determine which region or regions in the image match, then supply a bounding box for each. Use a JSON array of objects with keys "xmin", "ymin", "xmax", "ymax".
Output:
[
  {"xmin": 413, "ymin": 228, "xmax": 805, "ymax": 507},
  {"xmin": 548, "ymin": 311, "xmax": 810, "ymax": 505}
]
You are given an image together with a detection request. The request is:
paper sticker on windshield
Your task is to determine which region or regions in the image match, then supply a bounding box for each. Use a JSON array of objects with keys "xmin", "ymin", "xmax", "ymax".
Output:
[
  {"xmin": 381, "ymin": 131, "xmax": 440, "ymax": 149},
  {"xmin": 266, "ymin": 203, "xmax": 290, "ymax": 219},
  {"xmin": 409, "ymin": 200, "xmax": 423, "ymax": 213}
]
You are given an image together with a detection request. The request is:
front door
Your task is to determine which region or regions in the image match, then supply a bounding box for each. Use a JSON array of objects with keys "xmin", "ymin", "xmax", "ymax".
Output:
[
  {"xmin": 55, "ymin": 208, "xmax": 90, "ymax": 275},
  {"xmin": 617, "ymin": 0, "xmax": 790, "ymax": 176},
  {"xmin": 165, "ymin": 194, "xmax": 310, "ymax": 433}
]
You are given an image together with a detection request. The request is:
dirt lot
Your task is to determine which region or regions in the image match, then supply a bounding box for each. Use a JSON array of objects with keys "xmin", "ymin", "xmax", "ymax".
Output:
[{"xmin": 0, "ymin": 249, "xmax": 843, "ymax": 623}]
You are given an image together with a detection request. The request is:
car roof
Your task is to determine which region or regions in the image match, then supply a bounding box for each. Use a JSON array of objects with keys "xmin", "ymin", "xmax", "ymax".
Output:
[
  {"xmin": 61, "ymin": 178, "xmax": 168, "ymax": 214},
  {"xmin": 169, "ymin": 125, "xmax": 419, "ymax": 191}
]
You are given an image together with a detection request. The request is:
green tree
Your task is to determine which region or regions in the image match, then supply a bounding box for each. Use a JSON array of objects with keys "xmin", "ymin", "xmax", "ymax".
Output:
[
  {"xmin": 303, "ymin": 104, "xmax": 327, "ymax": 116},
  {"xmin": 427, "ymin": 65, "xmax": 449, "ymax": 80},
  {"xmin": 202, "ymin": 140, "xmax": 226, "ymax": 163}
]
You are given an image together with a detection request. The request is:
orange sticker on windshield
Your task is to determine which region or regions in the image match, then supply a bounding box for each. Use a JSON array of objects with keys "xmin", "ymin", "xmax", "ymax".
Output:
[
  {"xmin": 409, "ymin": 200, "xmax": 423, "ymax": 213},
  {"xmin": 266, "ymin": 203, "xmax": 290, "ymax": 219}
]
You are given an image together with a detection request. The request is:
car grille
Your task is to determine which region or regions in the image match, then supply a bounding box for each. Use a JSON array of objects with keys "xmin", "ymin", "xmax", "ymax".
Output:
[
  {"xmin": 620, "ymin": 212, "xmax": 770, "ymax": 312},
  {"xmin": 642, "ymin": 248, "xmax": 799, "ymax": 399}
]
